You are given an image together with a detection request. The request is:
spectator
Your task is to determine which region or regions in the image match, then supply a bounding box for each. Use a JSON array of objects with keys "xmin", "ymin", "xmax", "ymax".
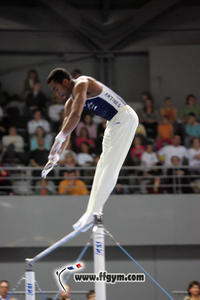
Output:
[
  {"xmin": 30, "ymin": 137, "xmax": 49, "ymax": 180},
  {"xmin": 166, "ymin": 156, "xmax": 192, "ymax": 194},
  {"xmin": 156, "ymin": 116, "xmax": 174, "ymax": 149},
  {"xmin": 0, "ymin": 160, "xmax": 13, "ymax": 195},
  {"xmin": 35, "ymin": 179, "xmax": 56, "ymax": 195},
  {"xmin": 135, "ymin": 123, "xmax": 147, "ymax": 138},
  {"xmin": 76, "ymin": 113, "xmax": 97, "ymax": 139},
  {"xmin": 187, "ymin": 138, "xmax": 200, "ymax": 175},
  {"xmin": 141, "ymin": 91, "xmax": 153, "ymax": 102},
  {"xmin": 130, "ymin": 136, "xmax": 145, "ymax": 166},
  {"xmin": 26, "ymin": 81, "xmax": 48, "ymax": 117},
  {"xmin": 184, "ymin": 280, "xmax": 200, "ymax": 300},
  {"xmin": 30, "ymin": 137, "xmax": 49, "ymax": 168},
  {"xmin": 59, "ymin": 284, "xmax": 71, "ymax": 300},
  {"xmin": 24, "ymin": 69, "xmax": 39, "ymax": 94},
  {"xmin": 87, "ymin": 290, "xmax": 95, "ymax": 300},
  {"xmin": 160, "ymin": 97, "xmax": 177, "ymax": 122},
  {"xmin": 58, "ymin": 169, "xmax": 88, "ymax": 195},
  {"xmin": 141, "ymin": 143, "xmax": 162, "ymax": 194},
  {"xmin": 2, "ymin": 126, "xmax": 24, "ymax": 153},
  {"xmin": 59, "ymin": 152, "xmax": 80, "ymax": 178},
  {"xmin": 141, "ymin": 143, "xmax": 158, "ymax": 171},
  {"xmin": 158, "ymin": 135, "xmax": 187, "ymax": 167},
  {"xmin": 0, "ymin": 280, "xmax": 17, "ymax": 300},
  {"xmin": 112, "ymin": 183, "xmax": 129, "ymax": 194},
  {"xmin": 180, "ymin": 94, "xmax": 200, "ymax": 121},
  {"xmin": 30, "ymin": 126, "xmax": 51, "ymax": 151},
  {"xmin": 59, "ymin": 141, "xmax": 77, "ymax": 163},
  {"xmin": 185, "ymin": 113, "xmax": 200, "ymax": 147},
  {"xmin": 2, "ymin": 126, "xmax": 26, "ymax": 165},
  {"xmin": 138, "ymin": 99, "xmax": 159, "ymax": 140},
  {"xmin": 28, "ymin": 109, "xmax": 50, "ymax": 135},
  {"xmin": 0, "ymin": 108, "xmax": 8, "ymax": 138},
  {"xmin": 75, "ymin": 127, "xmax": 95, "ymax": 151},
  {"xmin": 48, "ymin": 94, "xmax": 65, "ymax": 132},
  {"xmin": 77, "ymin": 142, "xmax": 94, "ymax": 166}
]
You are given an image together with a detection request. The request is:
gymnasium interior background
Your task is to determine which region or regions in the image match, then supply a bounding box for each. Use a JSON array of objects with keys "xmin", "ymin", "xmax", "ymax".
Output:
[{"xmin": 0, "ymin": 1, "xmax": 200, "ymax": 299}]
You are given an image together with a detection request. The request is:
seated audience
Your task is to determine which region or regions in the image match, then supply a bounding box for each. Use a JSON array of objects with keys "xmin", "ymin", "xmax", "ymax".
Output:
[
  {"xmin": 2, "ymin": 126, "xmax": 24, "ymax": 153},
  {"xmin": 87, "ymin": 290, "xmax": 95, "ymax": 300},
  {"xmin": 185, "ymin": 113, "xmax": 200, "ymax": 147},
  {"xmin": 48, "ymin": 94, "xmax": 65, "ymax": 132},
  {"xmin": 76, "ymin": 113, "xmax": 97, "ymax": 139},
  {"xmin": 187, "ymin": 138, "xmax": 200, "ymax": 168},
  {"xmin": 160, "ymin": 97, "xmax": 177, "ymax": 122},
  {"xmin": 58, "ymin": 169, "xmax": 88, "ymax": 195},
  {"xmin": 166, "ymin": 156, "xmax": 192, "ymax": 193},
  {"xmin": 25, "ymin": 81, "xmax": 48, "ymax": 117},
  {"xmin": 138, "ymin": 99, "xmax": 159, "ymax": 140},
  {"xmin": 135, "ymin": 123, "xmax": 147, "ymax": 138},
  {"xmin": 30, "ymin": 126, "xmax": 51, "ymax": 151},
  {"xmin": 24, "ymin": 69, "xmax": 39, "ymax": 95},
  {"xmin": 0, "ymin": 280, "xmax": 17, "ymax": 300},
  {"xmin": 2, "ymin": 126, "xmax": 26, "ymax": 164},
  {"xmin": 28, "ymin": 109, "xmax": 50, "ymax": 135},
  {"xmin": 158, "ymin": 135, "xmax": 187, "ymax": 166},
  {"xmin": 156, "ymin": 116, "xmax": 173, "ymax": 149},
  {"xmin": 30, "ymin": 137, "xmax": 49, "ymax": 180},
  {"xmin": 35, "ymin": 179, "xmax": 56, "ymax": 195},
  {"xmin": 77, "ymin": 142, "xmax": 94, "ymax": 166},
  {"xmin": 75, "ymin": 127, "xmax": 95, "ymax": 151},
  {"xmin": 0, "ymin": 161, "xmax": 13, "ymax": 195},
  {"xmin": 59, "ymin": 152, "xmax": 80, "ymax": 177},
  {"xmin": 184, "ymin": 280, "xmax": 200, "ymax": 300},
  {"xmin": 141, "ymin": 143, "xmax": 158, "ymax": 171},
  {"xmin": 180, "ymin": 94, "xmax": 200, "ymax": 121},
  {"xmin": 0, "ymin": 107, "xmax": 7, "ymax": 138},
  {"xmin": 130, "ymin": 136, "xmax": 145, "ymax": 165},
  {"xmin": 59, "ymin": 141, "xmax": 78, "ymax": 163}
]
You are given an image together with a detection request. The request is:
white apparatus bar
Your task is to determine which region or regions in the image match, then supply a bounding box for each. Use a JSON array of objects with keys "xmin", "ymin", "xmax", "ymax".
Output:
[
  {"xmin": 93, "ymin": 215, "xmax": 106, "ymax": 300},
  {"xmin": 25, "ymin": 268, "xmax": 35, "ymax": 300},
  {"xmin": 26, "ymin": 225, "xmax": 93, "ymax": 266}
]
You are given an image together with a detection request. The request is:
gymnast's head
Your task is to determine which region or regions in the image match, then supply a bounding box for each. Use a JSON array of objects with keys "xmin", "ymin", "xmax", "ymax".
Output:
[{"xmin": 47, "ymin": 68, "xmax": 73, "ymax": 99}]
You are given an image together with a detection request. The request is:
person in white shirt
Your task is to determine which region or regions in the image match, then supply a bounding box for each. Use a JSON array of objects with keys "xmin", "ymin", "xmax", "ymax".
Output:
[
  {"xmin": 48, "ymin": 95, "xmax": 65, "ymax": 132},
  {"xmin": 141, "ymin": 143, "xmax": 158, "ymax": 171},
  {"xmin": 2, "ymin": 126, "xmax": 24, "ymax": 153},
  {"xmin": 28, "ymin": 109, "xmax": 50, "ymax": 135},
  {"xmin": 158, "ymin": 135, "xmax": 187, "ymax": 166},
  {"xmin": 187, "ymin": 138, "xmax": 200, "ymax": 168},
  {"xmin": 77, "ymin": 142, "xmax": 94, "ymax": 166}
]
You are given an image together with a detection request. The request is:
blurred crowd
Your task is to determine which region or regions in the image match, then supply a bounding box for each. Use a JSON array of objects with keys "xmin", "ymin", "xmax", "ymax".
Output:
[
  {"xmin": 0, "ymin": 280, "xmax": 95, "ymax": 300},
  {"xmin": 0, "ymin": 69, "xmax": 200, "ymax": 195}
]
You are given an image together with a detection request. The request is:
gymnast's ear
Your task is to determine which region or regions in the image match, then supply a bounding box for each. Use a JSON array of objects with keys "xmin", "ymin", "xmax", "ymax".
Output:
[{"xmin": 62, "ymin": 78, "xmax": 70, "ymax": 87}]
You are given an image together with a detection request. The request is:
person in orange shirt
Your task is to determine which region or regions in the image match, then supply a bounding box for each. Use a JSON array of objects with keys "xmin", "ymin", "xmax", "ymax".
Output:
[
  {"xmin": 59, "ymin": 169, "xmax": 88, "ymax": 196},
  {"xmin": 157, "ymin": 116, "xmax": 174, "ymax": 149},
  {"xmin": 160, "ymin": 97, "xmax": 177, "ymax": 122}
]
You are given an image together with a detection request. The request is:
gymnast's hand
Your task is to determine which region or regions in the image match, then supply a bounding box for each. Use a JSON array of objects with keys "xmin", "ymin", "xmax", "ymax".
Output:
[{"xmin": 41, "ymin": 153, "xmax": 60, "ymax": 179}]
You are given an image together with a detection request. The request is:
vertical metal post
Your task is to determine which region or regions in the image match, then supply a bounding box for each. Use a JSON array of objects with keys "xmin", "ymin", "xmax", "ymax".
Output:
[
  {"xmin": 93, "ymin": 214, "xmax": 106, "ymax": 300},
  {"xmin": 25, "ymin": 261, "xmax": 35, "ymax": 300}
]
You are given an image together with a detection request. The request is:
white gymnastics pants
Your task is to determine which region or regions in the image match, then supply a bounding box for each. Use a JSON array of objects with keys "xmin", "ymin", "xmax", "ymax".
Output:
[{"xmin": 86, "ymin": 105, "xmax": 139, "ymax": 214}]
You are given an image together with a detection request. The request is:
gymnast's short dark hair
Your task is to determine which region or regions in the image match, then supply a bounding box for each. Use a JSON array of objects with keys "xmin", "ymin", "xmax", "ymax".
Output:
[
  {"xmin": 187, "ymin": 280, "xmax": 200, "ymax": 296},
  {"xmin": 47, "ymin": 68, "xmax": 72, "ymax": 84}
]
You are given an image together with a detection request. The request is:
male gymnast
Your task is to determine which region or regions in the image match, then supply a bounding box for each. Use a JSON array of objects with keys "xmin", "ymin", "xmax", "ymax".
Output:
[{"xmin": 42, "ymin": 68, "xmax": 139, "ymax": 231}]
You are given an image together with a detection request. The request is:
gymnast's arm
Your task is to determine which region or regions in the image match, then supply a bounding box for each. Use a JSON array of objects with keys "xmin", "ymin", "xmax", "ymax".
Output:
[
  {"xmin": 41, "ymin": 80, "xmax": 88, "ymax": 178},
  {"xmin": 49, "ymin": 79, "xmax": 88, "ymax": 157}
]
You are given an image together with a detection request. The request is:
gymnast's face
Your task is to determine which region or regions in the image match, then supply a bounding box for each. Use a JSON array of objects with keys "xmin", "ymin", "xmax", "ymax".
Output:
[{"xmin": 49, "ymin": 79, "xmax": 71, "ymax": 100}]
